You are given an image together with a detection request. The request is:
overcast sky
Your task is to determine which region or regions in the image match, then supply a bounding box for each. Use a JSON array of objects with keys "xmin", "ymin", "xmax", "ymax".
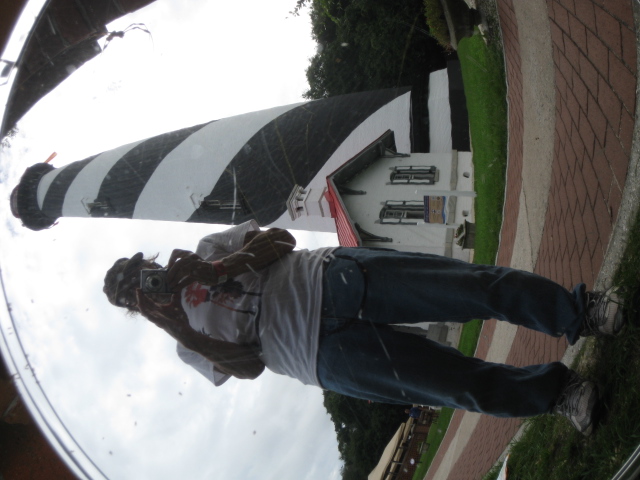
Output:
[{"xmin": 0, "ymin": 1, "xmax": 345, "ymax": 479}]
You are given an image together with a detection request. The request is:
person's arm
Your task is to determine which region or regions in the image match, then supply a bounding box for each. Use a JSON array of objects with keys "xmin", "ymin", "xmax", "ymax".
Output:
[
  {"xmin": 221, "ymin": 227, "xmax": 296, "ymax": 274},
  {"xmin": 136, "ymin": 291, "xmax": 265, "ymax": 380},
  {"xmin": 166, "ymin": 228, "xmax": 296, "ymax": 291},
  {"xmin": 242, "ymin": 230, "xmax": 260, "ymax": 246}
]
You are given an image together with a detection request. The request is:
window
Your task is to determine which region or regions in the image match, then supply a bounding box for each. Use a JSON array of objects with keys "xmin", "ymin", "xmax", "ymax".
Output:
[
  {"xmin": 379, "ymin": 197, "xmax": 447, "ymax": 225},
  {"xmin": 379, "ymin": 200, "xmax": 425, "ymax": 225},
  {"xmin": 88, "ymin": 198, "xmax": 113, "ymax": 217},
  {"xmin": 389, "ymin": 166, "xmax": 438, "ymax": 185},
  {"xmin": 200, "ymin": 197, "xmax": 247, "ymax": 212}
]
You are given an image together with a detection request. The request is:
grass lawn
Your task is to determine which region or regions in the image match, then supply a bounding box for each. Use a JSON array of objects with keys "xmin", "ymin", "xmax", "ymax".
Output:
[
  {"xmin": 457, "ymin": 318, "xmax": 483, "ymax": 356},
  {"xmin": 411, "ymin": 29, "xmax": 509, "ymax": 480},
  {"xmin": 457, "ymin": 32, "xmax": 508, "ymax": 266},
  {"xmin": 413, "ymin": 407, "xmax": 455, "ymax": 479},
  {"xmin": 482, "ymin": 206, "xmax": 640, "ymax": 480}
]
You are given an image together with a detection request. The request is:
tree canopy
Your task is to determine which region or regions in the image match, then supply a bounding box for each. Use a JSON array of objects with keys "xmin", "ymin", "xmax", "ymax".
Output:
[
  {"xmin": 323, "ymin": 391, "xmax": 408, "ymax": 480},
  {"xmin": 302, "ymin": 0, "xmax": 448, "ymax": 99}
]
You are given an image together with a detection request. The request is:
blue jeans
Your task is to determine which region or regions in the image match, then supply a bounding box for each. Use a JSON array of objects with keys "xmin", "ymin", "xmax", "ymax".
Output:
[{"xmin": 316, "ymin": 248, "xmax": 586, "ymax": 417}]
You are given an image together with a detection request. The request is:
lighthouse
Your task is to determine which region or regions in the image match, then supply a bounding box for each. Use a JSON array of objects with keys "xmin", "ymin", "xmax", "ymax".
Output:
[{"xmin": 11, "ymin": 88, "xmax": 412, "ymax": 233}]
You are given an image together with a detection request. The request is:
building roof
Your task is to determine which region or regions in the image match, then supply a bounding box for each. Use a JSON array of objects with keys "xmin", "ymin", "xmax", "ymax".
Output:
[
  {"xmin": 325, "ymin": 180, "xmax": 360, "ymax": 247},
  {"xmin": 326, "ymin": 130, "xmax": 397, "ymax": 247},
  {"xmin": 367, "ymin": 419, "xmax": 416, "ymax": 480}
]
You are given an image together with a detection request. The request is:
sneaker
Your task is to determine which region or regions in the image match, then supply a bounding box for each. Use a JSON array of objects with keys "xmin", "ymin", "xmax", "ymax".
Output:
[
  {"xmin": 580, "ymin": 288, "xmax": 625, "ymax": 337},
  {"xmin": 554, "ymin": 371, "xmax": 601, "ymax": 436}
]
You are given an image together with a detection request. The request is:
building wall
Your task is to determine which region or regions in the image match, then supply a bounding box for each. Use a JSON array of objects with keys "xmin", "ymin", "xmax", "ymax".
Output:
[
  {"xmin": 341, "ymin": 151, "xmax": 474, "ymax": 260},
  {"xmin": 273, "ymin": 92, "xmax": 412, "ymax": 232}
]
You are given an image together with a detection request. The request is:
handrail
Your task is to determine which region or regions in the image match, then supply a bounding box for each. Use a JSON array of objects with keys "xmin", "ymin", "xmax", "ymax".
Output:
[{"xmin": 611, "ymin": 444, "xmax": 640, "ymax": 480}]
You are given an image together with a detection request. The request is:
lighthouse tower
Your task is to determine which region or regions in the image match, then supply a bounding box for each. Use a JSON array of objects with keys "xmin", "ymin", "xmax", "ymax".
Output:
[{"xmin": 11, "ymin": 88, "xmax": 412, "ymax": 233}]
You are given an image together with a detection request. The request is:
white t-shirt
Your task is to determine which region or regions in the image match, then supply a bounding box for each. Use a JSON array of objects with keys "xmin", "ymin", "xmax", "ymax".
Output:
[{"xmin": 176, "ymin": 221, "xmax": 335, "ymax": 387}]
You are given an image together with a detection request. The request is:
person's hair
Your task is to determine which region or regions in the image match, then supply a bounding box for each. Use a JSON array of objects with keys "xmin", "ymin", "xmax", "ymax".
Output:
[{"xmin": 103, "ymin": 253, "xmax": 160, "ymax": 314}]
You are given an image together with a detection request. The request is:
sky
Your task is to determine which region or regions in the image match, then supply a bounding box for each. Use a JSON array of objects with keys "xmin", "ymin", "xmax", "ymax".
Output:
[{"xmin": 0, "ymin": 1, "xmax": 346, "ymax": 479}]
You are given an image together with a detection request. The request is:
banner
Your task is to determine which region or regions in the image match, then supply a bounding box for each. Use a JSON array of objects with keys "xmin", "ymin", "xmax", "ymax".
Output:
[{"xmin": 424, "ymin": 196, "xmax": 446, "ymax": 224}]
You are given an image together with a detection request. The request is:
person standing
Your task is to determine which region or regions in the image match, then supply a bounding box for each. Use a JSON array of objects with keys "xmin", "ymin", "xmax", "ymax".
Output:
[{"xmin": 103, "ymin": 221, "xmax": 625, "ymax": 435}]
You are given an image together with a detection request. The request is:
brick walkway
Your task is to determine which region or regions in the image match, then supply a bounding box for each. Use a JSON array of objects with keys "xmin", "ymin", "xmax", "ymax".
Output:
[{"xmin": 425, "ymin": 1, "xmax": 637, "ymax": 479}]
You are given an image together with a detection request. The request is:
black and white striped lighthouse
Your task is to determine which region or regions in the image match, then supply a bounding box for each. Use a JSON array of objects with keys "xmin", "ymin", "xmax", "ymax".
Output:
[{"xmin": 11, "ymin": 88, "xmax": 412, "ymax": 232}]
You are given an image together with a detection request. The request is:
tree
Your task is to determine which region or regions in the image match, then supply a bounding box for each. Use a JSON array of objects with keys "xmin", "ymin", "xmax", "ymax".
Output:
[
  {"xmin": 323, "ymin": 391, "xmax": 408, "ymax": 479},
  {"xmin": 1, "ymin": 127, "xmax": 19, "ymax": 149},
  {"xmin": 303, "ymin": 0, "xmax": 448, "ymax": 99}
]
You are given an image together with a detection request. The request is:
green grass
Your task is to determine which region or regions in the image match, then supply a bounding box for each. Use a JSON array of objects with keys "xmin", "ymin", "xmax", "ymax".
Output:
[
  {"xmin": 457, "ymin": 319, "xmax": 483, "ymax": 356},
  {"xmin": 411, "ymin": 28, "xmax": 509, "ymax": 480},
  {"xmin": 457, "ymin": 32, "xmax": 508, "ymax": 266},
  {"xmin": 412, "ymin": 407, "xmax": 455, "ymax": 479},
  {"xmin": 489, "ymin": 207, "xmax": 640, "ymax": 479}
]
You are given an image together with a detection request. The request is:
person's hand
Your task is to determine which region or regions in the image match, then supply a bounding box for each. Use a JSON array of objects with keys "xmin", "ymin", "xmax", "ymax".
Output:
[
  {"xmin": 165, "ymin": 249, "xmax": 216, "ymax": 291},
  {"xmin": 135, "ymin": 289, "xmax": 190, "ymax": 337}
]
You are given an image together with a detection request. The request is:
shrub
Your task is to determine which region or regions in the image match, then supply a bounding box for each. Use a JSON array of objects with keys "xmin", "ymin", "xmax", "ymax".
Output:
[{"xmin": 423, "ymin": 0, "xmax": 451, "ymax": 49}]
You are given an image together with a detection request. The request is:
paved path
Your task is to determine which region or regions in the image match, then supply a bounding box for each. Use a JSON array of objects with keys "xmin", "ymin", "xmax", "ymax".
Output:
[{"xmin": 425, "ymin": 1, "xmax": 639, "ymax": 479}]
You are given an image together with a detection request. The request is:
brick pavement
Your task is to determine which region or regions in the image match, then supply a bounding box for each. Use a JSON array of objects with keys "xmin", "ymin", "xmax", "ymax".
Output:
[{"xmin": 425, "ymin": 1, "xmax": 637, "ymax": 479}]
